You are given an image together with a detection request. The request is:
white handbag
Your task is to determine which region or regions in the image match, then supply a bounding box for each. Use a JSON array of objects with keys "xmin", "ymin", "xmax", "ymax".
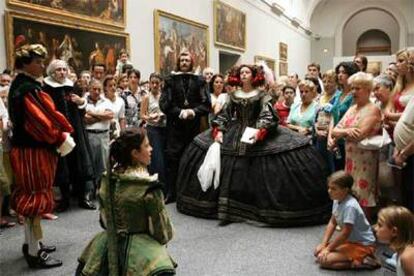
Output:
[{"xmin": 357, "ymin": 128, "xmax": 392, "ymax": 150}]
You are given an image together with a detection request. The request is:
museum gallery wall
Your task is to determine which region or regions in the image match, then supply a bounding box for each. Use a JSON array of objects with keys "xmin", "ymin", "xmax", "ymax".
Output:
[{"xmin": 4, "ymin": 0, "xmax": 295, "ymax": 77}]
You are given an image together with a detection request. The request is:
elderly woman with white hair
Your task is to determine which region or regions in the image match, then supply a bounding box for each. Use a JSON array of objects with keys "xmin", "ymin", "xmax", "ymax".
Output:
[
  {"xmin": 287, "ymin": 79, "xmax": 318, "ymax": 137},
  {"xmin": 43, "ymin": 59, "xmax": 96, "ymax": 211},
  {"xmin": 331, "ymin": 72, "xmax": 382, "ymax": 220}
]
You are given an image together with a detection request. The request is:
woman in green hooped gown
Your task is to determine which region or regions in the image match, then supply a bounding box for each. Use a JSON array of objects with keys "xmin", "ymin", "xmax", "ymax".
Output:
[{"xmin": 76, "ymin": 127, "xmax": 176, "ymax": 276}]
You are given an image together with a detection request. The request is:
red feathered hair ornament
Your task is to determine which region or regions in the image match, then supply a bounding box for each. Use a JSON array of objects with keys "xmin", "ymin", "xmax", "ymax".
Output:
[{"xmin": 227, "ymin": 64, "xmax": 265, "ymax": 88}]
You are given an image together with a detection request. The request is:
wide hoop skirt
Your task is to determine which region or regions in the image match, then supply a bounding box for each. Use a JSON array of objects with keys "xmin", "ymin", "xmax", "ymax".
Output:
[{"xmin": 176, "ymin": 127, "xmax": 332, "ymax": 227}]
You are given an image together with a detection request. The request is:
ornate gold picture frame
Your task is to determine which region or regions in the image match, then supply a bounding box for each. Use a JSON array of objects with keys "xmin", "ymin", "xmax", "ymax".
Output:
[
  {"xmin": 154, "ymin": 10, "xmax": 209, "ymax": 76},
  {"xmin": 214, "ymin": 0, "xmax": 246, "ymax": 52},
  {"xmin": 5, "ymin": 11, "xmax": 130, "ymax": 74},
  {"xmin": 367, "ymin": 61, "xmax": 382, "ymax": 76},
  {"xmin": 254, "ymin": 55, "xmax": 275, "ymax": 73},
  {"xmin": 279, "ymin": 42, "xmax": 288, "ymax": 61},
  {"xmin": 279, "ymin": 61, "xmax": 288, "ymax": 76},
  {"xmin": 7, "ymin": 0, "xmax": 126, "ymax": 29}
]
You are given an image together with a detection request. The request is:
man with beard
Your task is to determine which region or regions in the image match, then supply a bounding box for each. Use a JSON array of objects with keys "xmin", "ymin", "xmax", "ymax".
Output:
[{"xmin": 160, "ymin": 51, "xmax": 210, "ymax": 203}]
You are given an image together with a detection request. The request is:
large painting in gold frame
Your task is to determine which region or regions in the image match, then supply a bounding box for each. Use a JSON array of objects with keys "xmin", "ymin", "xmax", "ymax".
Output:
[
  {"xmin": 5, "ymin": 11, "xmax": 130, "ymax": 74},
  {"xmin": 7, "ymin": 0, "xmax": 126, "ymax": 29},
  {"xmin": 154, "ymin": 10, "xmax": 209, "ymax": 77},
  {"xmin": 214, "ymin": 0, "xmax": 246, "ymax": 52}
]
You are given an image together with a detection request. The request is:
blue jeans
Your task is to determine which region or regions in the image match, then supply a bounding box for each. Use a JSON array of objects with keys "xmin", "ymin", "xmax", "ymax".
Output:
[
  {"xmin": 314, "ymin": 137, "xmax": 335, "ymax": 173},
  {"xmin": 147, "ymin": 126, "xmax": 168, "ymax": 194}
]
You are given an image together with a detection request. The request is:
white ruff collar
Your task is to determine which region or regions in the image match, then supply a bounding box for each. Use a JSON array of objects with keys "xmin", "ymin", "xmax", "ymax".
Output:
[
  {"xmin": 171, "ymin": 71, "xmax": 196, "ymax": 76},
  {"xmin": 44, "ymin": 76, "xmax": 73, "ymax": 88}
]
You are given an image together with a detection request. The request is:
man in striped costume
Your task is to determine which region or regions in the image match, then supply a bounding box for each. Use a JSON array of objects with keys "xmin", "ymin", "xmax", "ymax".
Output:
[{"xmin": 8, "ymin": 44, "xmax": 75, "ymax": 269}]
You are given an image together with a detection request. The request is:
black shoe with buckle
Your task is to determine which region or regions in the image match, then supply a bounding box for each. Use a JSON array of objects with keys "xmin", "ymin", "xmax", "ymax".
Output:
[
  {"xmin": 25, "ymin": 250, "xmax": 62, "ymax": 269},
  {"xmin": 78, "ymin": 199, "xmax": 97, "ymax": 210},
  {"xmin": 23, "ymin": 242, "xmax": 56, "ymax": 256}
]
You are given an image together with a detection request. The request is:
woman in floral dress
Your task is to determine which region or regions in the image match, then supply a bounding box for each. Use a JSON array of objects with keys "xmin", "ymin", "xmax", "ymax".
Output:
[{"xmin": 332, "ymin": 72, "xmax": 382, "ymax": 220}]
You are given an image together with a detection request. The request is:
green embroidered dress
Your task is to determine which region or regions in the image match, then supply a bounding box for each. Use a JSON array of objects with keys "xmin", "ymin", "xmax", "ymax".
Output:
[{"xmin": 77, "ymin": 167, "xmax": 176, "ymax": 276}]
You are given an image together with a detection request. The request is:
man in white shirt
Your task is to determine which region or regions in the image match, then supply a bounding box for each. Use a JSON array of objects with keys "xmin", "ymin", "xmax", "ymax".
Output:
[
  {"xmin": 85, "ymin": 79, "xmax": 114, "ymax": 187},
  {"xmin": 103, "ymin": 75, "xmax": 125, "ymax": 139}
]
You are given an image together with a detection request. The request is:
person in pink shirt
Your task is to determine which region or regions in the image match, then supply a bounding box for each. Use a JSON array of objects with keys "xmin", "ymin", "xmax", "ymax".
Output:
[{"xmin": 274, "ymin": 85, "xmax": 295, "ymax": 126}]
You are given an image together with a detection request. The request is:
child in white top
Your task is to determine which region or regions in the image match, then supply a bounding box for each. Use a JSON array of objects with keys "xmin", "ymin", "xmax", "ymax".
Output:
[
  {"xmin": 375, "ymin": 206, "xmax": 414, "ymax": 276},
  {"xmin": 314, "ymin": 170, "xmax": 379, "ymax": 270},
  {"xmin": 115, "ymin": 49, "xmax": 133, "ymax": 77}
]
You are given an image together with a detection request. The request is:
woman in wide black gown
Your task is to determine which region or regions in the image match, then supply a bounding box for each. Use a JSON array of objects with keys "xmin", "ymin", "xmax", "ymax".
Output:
[{"xmin": 176, "ymin": 65, "xmax": 331, "ymax": 226}]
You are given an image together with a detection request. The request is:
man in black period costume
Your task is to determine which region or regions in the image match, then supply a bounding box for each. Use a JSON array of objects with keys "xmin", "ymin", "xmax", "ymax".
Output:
[
  {"xmin": 42, "ymin": 59, "xmax": 96, "ymax": 211},
  {"xmin": 160, "ymin": 51, "xmax": 210, "ymax": 203}
]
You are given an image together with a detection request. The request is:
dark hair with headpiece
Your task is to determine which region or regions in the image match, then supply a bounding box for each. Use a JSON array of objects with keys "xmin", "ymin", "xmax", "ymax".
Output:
[
  {"xmin": 209, "ymin": 74, "xmax": 225, "ymax": 94},
  {"xmin": 175, "ymin": 51, "xmax": 194, "ymax": 72},
  {"xmin": 110, "ymin": 127, "xmax": 147, "ymax": 171},
  {"xmin": 14, "ymin": 44, "xmax": 47, "ymax": 70},
  {"xmin": 227, "ymin": 64, "xmax": 265, "ymax": 88}
]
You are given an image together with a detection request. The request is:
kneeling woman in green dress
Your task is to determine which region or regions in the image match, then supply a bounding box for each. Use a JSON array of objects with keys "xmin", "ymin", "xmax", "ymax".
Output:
[{"xmin": 76, "ymin": 127, "xmax": 176, "ymax": 276}]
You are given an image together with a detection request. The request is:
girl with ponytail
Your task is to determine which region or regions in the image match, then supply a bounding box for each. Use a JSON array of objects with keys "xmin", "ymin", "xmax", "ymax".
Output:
[{"xmin": 77, "ymin": 127, "xmax": 176, "ymax": 276}]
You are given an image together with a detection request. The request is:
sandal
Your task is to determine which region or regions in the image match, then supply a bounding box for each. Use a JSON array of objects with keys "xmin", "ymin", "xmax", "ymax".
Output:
[
  {"xmin": 41, "ymin": 213, "xmax": 58, "ymax": 220},
  {"xmin": 353, "ymin": 256, "xmax": 381, "ymax": 270},
  {"xmin": 0, "ymin": 218, "xmax": 16, "ymax": 228}
]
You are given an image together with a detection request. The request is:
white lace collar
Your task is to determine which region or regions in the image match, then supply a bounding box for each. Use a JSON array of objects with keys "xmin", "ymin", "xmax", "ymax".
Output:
[{"xmin": 120, "ymin": 166, "xmax": 159, "ymax": 182}]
